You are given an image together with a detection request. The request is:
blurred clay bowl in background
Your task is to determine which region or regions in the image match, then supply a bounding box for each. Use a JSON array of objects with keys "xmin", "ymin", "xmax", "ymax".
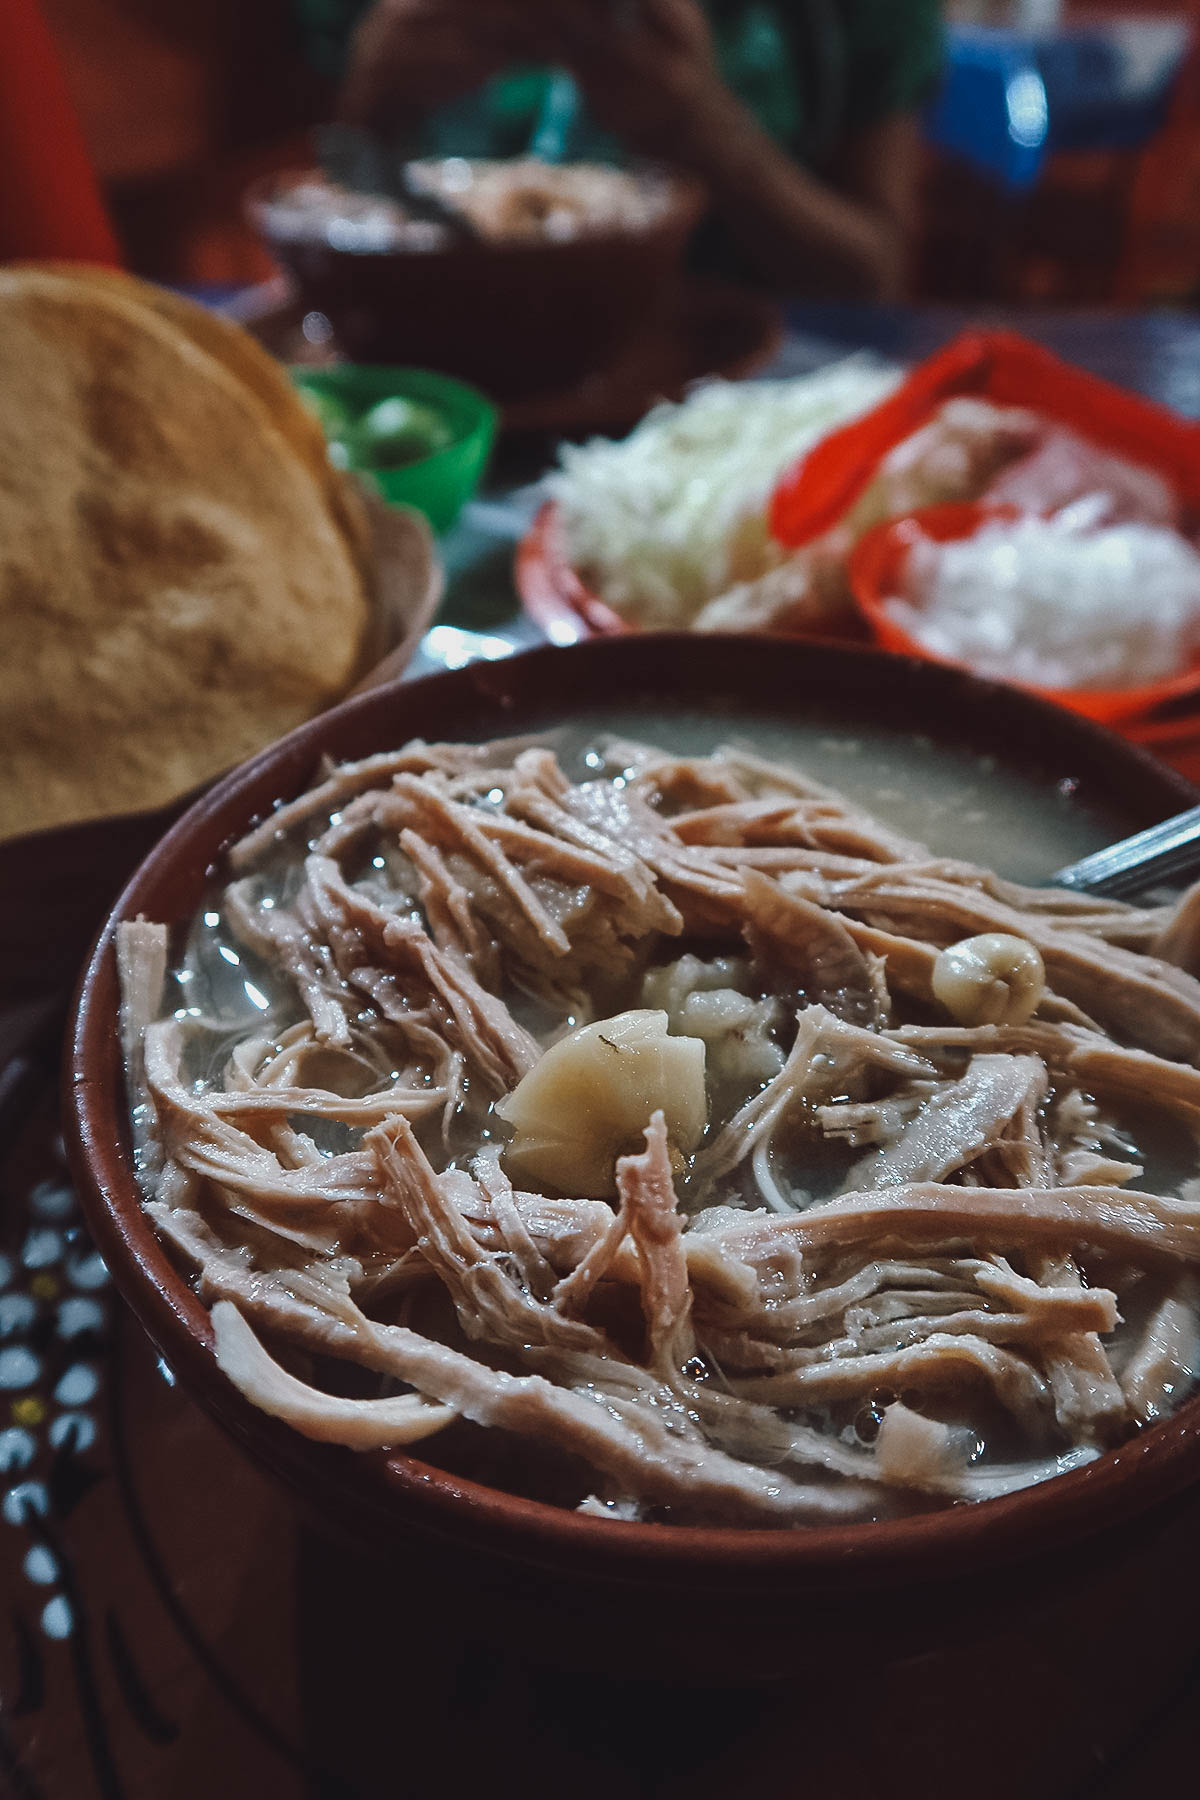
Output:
[{"xmin": 248, "ymin": 165, "xmax": 706, "ymax": 399}]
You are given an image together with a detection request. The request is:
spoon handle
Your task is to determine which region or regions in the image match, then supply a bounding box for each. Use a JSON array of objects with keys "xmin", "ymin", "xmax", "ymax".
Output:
[
  {"xmin": 529, "ymin": 70, "xmax": 582, "ymax": 163},
  {"xmin": 1051, "ymin": 802, "xmax": 1200, "ymax": 898},
  {"xmin": 315, "ymin": 123, "xmax": 481, "ymax": 241}
]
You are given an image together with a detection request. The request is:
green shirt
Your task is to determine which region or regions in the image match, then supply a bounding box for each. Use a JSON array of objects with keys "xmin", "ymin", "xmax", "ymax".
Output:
[{"xmin": 298, "ymin": 1, "xmax": 943, "ymax": 170}]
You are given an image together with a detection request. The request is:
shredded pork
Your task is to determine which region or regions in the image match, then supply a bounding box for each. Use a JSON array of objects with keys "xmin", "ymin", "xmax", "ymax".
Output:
[{"xmin": 119, "ymin": 735, "xmax": 1200, "ymax": 1527}]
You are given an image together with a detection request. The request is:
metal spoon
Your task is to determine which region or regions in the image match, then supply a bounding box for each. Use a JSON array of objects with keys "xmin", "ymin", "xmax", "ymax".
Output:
[
  {"xmin": 527, "ymin": 1, "xmax": 644, "ymax": 162},
  {"xmin": 1051, "ymin": 802, "xmax": 1200, "ymax": 898}
]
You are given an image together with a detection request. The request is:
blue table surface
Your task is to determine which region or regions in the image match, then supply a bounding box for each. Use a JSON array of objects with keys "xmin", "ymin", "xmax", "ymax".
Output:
[{"xmin": 777, "ymin": 302, "xmax": 1200, "ymax": 420}]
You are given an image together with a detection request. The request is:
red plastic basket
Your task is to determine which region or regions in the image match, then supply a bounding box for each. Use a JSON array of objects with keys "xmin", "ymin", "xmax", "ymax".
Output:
[
  {"xmin": 515, "ymin": 501, "xmax": 628, "ymax": 643},
  {"xmin": 771, "ymin": 330, "xmax": 1200, "ymax": 550}
]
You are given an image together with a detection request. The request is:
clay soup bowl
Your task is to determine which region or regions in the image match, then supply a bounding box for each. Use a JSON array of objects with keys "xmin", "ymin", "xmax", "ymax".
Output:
[{"xmin": 65, "ymin": 635, "xmax": 1200, "ymax": 1677}]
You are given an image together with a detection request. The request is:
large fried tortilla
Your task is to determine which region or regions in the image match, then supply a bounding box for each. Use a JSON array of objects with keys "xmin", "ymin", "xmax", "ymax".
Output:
[
  {"xmin": 0, "ymin": 268, "xmax": 372, "ymax": 841},
  {"xmin": 34, "ymin": 263, "xmax": 374, "ymax": 579}
]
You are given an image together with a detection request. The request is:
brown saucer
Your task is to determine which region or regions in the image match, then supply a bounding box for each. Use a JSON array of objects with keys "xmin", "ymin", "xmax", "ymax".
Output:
[
  {"xmin": 232, "ymin": 275, "xmax": 784, "ymax": 436},
  {"xmin": 499, "ymin": 277, "xmax": 784, "ymax": 435}
]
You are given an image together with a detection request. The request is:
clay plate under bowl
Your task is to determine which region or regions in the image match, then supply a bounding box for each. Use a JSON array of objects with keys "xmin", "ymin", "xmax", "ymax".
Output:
[{"xmin": 65, "ymin": 635, "xmax": 1200, "ymax": 1678}]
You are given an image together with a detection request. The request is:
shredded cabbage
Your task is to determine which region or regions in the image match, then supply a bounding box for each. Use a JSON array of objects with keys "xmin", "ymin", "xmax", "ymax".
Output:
[{"xmin": 547, "ymin": 361, "xmax": 899, "ymax": 627}]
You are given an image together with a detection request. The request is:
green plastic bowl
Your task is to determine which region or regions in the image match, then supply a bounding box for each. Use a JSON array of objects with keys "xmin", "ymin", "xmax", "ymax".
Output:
[{"xmin": 291, "ymin": 366, "xmax": 497, "ymax": 534}]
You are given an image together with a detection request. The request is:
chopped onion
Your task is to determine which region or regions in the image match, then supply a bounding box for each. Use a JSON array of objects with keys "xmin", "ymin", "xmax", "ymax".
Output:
[
  {"xmin": 549, "ymin": 362, "xmax": 899, "ymax": 627},
  {"xmin": 888, "ymin": 503, "xmax": 1200, "ymax": 691}
]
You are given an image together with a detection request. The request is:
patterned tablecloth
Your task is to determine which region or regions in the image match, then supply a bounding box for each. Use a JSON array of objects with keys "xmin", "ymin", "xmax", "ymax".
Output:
[{"xmin": 5, "ymin": 306, "xmax": 1200, "ymax": 1799}]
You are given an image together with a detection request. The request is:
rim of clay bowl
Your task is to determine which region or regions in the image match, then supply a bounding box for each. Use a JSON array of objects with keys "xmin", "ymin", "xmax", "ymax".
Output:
[
  {"xmin": 246, "ymin": 163, "xmax": 707, "ymax": 260},
  {"xmin": 66, "ymin": 635, "xmax": 1200, "ymax": 1595}
]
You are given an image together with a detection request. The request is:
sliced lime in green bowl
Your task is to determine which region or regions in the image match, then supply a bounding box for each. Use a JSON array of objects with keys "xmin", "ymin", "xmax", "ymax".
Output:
[
  {"xmin": 359, "ymin": 395, "xmax": 454, "ymax": 466},
  {"xmin": 290, "ymin": 366, "xmax": 498, "ymax": 534}
]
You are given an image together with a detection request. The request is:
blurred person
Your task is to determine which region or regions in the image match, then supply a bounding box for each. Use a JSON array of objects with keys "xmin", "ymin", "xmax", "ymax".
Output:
[{"xmin": 301, "ymin": 0, "xmax": 945, "ymax": 298}]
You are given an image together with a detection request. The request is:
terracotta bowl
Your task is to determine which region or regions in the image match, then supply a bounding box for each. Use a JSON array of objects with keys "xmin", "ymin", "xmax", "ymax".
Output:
[
  {"xmin": 249, "ymin": 168, "xmax": 706, "ymax": 400},
  {"xmin": 65, "ymin": 636, "xmax": 1200, "ymax": 1678}
]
